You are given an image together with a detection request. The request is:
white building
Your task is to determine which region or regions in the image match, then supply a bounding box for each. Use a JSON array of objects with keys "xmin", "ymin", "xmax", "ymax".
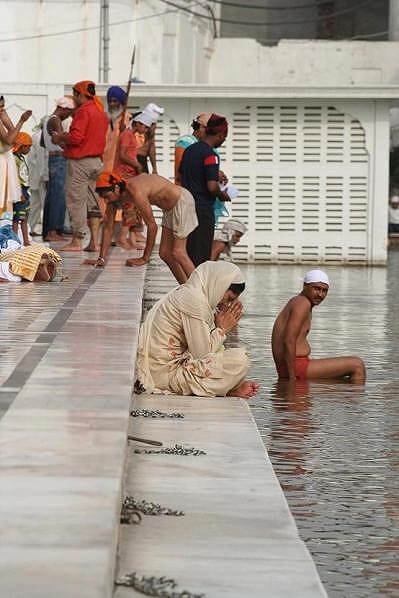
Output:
[{"xmin": 2, "ymin": 1, "xmax": 399, "ymax": 264}]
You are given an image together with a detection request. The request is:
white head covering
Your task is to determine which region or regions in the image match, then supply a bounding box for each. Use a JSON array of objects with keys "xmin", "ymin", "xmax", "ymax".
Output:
[
  {"xmin": 303, "ymin": 269, "xmax": 330, "ymax": 286},
  {"xmin": 56, "ymin": 96, "xmax": 75, "ymax": 110},
  {"xmin": 169, "ymin": 261, "xmax": 244, "ymax": 327},
  {"xmin": 133, "ymin": 112, "xmax": 153, "ymax": 127},
  {"xmin": 214, "ymin": 219, "xmax": 247, "ymax": 245},
  {"xmin": 142, "ymin": 102, "xmax": 164, "ymax": 123}
]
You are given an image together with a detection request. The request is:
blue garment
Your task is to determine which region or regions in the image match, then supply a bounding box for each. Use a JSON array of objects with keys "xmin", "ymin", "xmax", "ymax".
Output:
[
  {"xmin": 43, "ymin": 155, "xmax": 66, "ymax": 236},
  {"xmin": 0, "ymin": 224, "xmax": 20, "ymax": 249},
  {"xmin": 179, "ymin": 141, "xmax": 220, "ymax": 210}
]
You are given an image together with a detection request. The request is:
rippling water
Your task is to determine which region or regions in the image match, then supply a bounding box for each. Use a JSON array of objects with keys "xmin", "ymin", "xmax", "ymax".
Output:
[{"xmin": 236, "ymin": 253, "xmax": 399, "ymax": 598}]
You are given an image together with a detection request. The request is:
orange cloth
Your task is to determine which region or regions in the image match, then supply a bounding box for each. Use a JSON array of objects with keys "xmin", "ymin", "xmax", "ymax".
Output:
[
  {"xmin": 103, "ymin": 111, "xmax": 130, "ymax": 171},
  {"xmin": 96, "ymin": 170, "xmax": 124, "ymax": 189},
  {"xmin": 114, "ymin": 129, "xmax": 139, "ymax": 179},
  {"xmin": 73, "ymin": 80, "xmax": 104, "ymax": 112},
  {"xmin": 13, "ymin": 132, "xmax": 32, "ymax": 153}
]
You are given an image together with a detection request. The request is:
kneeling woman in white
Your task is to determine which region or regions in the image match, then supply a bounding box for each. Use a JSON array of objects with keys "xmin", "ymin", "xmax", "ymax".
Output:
[{"xmin": 136, "ymin": 261, "xmax": 259, "ymax": 398}]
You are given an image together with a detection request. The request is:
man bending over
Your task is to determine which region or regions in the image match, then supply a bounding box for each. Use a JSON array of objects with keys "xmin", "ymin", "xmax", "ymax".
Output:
[
  {"xmin": 96, "ymin": 172, "xmax": 198, "ymax": 283},
  {"xmin": 271, "ymin": 269, "xmax": 366, "ymax": 383}
]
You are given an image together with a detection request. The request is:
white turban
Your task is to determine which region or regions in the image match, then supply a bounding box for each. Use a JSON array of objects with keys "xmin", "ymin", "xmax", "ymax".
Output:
[
  {"xmin": 133, "ymin": 112, "xmax": 153, "ymax": 127},
  {"xmin": 56, "ymin": 96, "xmax": 75, "ymax": 110},
  {"xmin": 142, "ymin": 102, "xmax": 164, "ymax": 123},
  {"xmin": 303, "ymin": 269, "xmax": 330, "ymax": 286}
]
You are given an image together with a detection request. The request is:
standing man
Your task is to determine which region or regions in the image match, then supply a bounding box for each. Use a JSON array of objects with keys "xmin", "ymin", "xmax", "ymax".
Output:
[
  {"xmin": 42, "ymin": 96, "xmax": 75, "ymax": 241},
  {"xmin": 103, "ymin": 86, "xmax": 130, "ymax": 172},
  {"xmin": 52, "ymin": 80, "xmax": 108, "ymax": 252},
  {"xmin": 27, "ymin": 120, "xmax": 48, "ymax": 237},
  {"xmin": 179, "ymin": 114, "xmax": 230, "ymax": 267},
  {"xmin": 174, "ymin": 112, "xmax": 211, "ymax": 185},
  {"xmin": 271, "ymin": 269, "xmax": 366, "ymax": 383}
]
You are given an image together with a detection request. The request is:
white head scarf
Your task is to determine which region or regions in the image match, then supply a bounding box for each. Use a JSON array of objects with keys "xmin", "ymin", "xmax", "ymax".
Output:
[
  {"xmin": 135, "ymin": 261, "xmax": 245, "ymax": 393},
  {"xmin": 169, "ymin": 261, "xmax": 244, "ymax": 326},
  {"xmin": 214, "ymin": 219, "xmax": 247, "ymax": 245},
  {"xmin": 303, "ymin": 269, "xmax": 330, "ymax": 286}
]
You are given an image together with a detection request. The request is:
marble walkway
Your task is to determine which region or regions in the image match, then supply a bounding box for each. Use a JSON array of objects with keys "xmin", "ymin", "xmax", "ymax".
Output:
[{"xmin": 0, "ymin": 248, "xmax": 146, "ymax": 597}]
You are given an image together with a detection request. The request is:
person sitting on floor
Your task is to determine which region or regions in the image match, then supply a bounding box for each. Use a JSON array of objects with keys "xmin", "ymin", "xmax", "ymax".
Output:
[
  {"xmin": 211, "ymin": 219, "xmax": 247, "ymax": 261},
  {"xmin": 95, "ymin": 172, "xmax": 199, "ymax": 284},
  {"xmin": 135, "ymin": 261, "xmax": 259, "ymax": 398}
]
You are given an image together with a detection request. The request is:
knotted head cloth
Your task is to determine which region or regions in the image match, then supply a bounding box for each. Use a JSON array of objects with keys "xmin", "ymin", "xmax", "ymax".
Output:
[
  {"xmin": 73, "ymin": 80, "xmax": 104, "ymax": 112},
  {"xmin": 13, "ymin": 132, "xmax": 32, "ymax": 153},
  {"xmin": 206, "ymin": 114, "xmax": 228, "ymax": 136},
  {"xmin": 303, "ymin": 269, "xmax": 330, "ymax": 286},
  {"xmin": 56, "ymin": 96, "xmax": 75, "ymax": 110},
  {"xmin": 96, "ymin": 170, "xmax": 125, "ymax": 191}
]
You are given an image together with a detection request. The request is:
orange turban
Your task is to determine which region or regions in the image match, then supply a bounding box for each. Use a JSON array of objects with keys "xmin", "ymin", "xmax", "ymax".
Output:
[
  {"xmin": 13, "ymin": 132, "xmax": 32, "ymax": 153},
  {"xmin": 73, "ymin": 80, "xmax": 104, "ymax": 112},
  {"xmin": 96, "ymin": 171, "xmax": 124, "ymax": 190}
]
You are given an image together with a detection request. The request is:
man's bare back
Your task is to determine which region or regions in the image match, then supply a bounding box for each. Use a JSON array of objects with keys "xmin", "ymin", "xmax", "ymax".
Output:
[{"xmin": 126, "ymin": 174, "xmax": 181, "ymax": 211}]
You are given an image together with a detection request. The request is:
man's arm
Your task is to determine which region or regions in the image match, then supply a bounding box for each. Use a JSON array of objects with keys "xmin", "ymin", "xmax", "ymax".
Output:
[
  {"xmin": 148, "ymin": 140, "xmax": 157, "ymax": 174},
  {"xmin": 282, "ymin": 299, "xmax": 310, "ymax": 380},
  {"xmin": 207, "ymin": 180, "xmax": 231, "ymax": 203},
  {"xmin": 53, "ymin": 110, "xmax": 88, "ymax": 147},
  {"xmin": 126, "ymin": 188, "xmax": 158, "ymax": 265},
  {"xmin": 119, "ymin": 144, "xmax": 142, "ymax": 172}
]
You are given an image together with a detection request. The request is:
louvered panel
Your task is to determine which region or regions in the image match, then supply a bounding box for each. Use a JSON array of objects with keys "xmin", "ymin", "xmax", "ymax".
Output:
[
  {"xmin": 349, "ymin": 176, "xmax": 368, "ymax": 232},
  {"xmin": 279, "ymin": 106, "xmax": 298, "ymax": 163},
  {"xmin": 255, "ymin": 176, "xmax": 273, "ymax": 231},
  {"xmin": 326, "ymin": 106, "xmax": 345, "ymax": 163},
  {"xmin": 232, "ymin": 110, "xmax": 251, "ymax": 162},
  {"xmin": 136, "ymin": 97, "xmax": 382, "ymax": 264},
  {"xmin": 256, "ymin": 105, "xmax": 275, "ymax": 162},
  {"xmin": 301, "ymin": 176, "xmax": 320, "ymax": 232},
  {"xmin": 278, "ymin": 176, "xmax": 296, "ymax": 231}
]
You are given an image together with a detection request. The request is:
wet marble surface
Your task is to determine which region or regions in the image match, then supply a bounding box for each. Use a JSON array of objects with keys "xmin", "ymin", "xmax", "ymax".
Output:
[
  {"xmin": 115, "ymin": 395, "xmax": 327, "ymax": 598},
  {"xmin": 0, "ymin": 249, "xmax": 146, "ymax": 597}
]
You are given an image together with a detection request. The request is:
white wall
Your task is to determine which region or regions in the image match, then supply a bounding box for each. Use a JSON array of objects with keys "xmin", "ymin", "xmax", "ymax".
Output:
[
  {"xmin": 0, "ymin": 0, "xmax": 217, "ymax": 85},
  {"xmin": 209, "ymin": 39, "xmax": 399, "ymax": 86}
]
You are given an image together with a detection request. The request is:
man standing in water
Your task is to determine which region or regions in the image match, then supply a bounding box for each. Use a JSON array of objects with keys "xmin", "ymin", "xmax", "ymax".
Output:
[{"xmin": 272, "ymin": 269, "xmax": 366, "ymax": 383}]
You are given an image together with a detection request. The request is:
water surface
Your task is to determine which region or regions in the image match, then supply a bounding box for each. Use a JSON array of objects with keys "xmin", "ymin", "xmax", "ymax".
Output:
[{"xmin": 238, "ymin": 253, "xmax": 399, "ymax": 597}]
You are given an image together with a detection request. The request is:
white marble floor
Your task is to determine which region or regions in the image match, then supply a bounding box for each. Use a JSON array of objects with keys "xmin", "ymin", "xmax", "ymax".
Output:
[
  {"xmin": 115, "ymin": 395, "xmax": 327, "ymax": 598},
  {"xmin": 0, "ymin": 249, "xmax": 146, "ymax": 597}
]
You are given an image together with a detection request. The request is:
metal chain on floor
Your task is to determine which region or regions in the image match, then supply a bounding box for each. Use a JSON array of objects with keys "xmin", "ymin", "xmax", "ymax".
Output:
[
  {"xmin": 121, "ymin": 496, "xmax": 185, "ymax": 523},
  {"xmin": 115, "ymin": 572, "xmax": 205, "ymax": 598},
  {"xmin": 131, "ymin": 408, "xmax": 185, "ymax": 419},
  {"xmin": 133, "ymin": 443, "xmax": 206, "ymax": 456}
]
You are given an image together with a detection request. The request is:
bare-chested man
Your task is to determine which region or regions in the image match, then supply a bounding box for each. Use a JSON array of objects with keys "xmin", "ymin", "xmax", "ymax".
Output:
[
  {"xmin": 95, "ymin": 172, "xmax": 198, "ymax": 283},
  {"xmin": 272, "ymin": 269, "xmax": 366, "ymax": 383}
]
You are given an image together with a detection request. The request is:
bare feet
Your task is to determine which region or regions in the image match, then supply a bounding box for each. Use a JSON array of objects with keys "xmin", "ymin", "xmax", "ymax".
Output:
[
  {"xmin": 83, "ymin": 245, "xmax": 100, "ymax": 252},
  {"xmin": 116, "ymin": 238, "xmax": 132, "ymax": 250},
  {"xmin": 227, "ymin": 381, "xmax": 260, "ymax": 399},
  {"xmin": 44, "ymin": 234, "xmax": 65, "ymax": 242},
  {"xmin": 59, "ymin": 241, "xmax": 83, "ymax": 252}
]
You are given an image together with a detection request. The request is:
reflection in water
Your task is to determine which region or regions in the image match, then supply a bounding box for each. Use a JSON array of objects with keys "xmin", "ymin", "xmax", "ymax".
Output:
[{"xmin": 235, "ymin": 255, "xmax": 399, "ymax": 598}]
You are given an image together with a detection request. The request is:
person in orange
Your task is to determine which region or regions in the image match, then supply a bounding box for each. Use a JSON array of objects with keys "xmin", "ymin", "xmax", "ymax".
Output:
[
  {"xmin": 271, "ymin": 269, "xmax": 366, "ymax": 383},
  {"xmin": 52, "ymin": 80, "xmax": 108, "ymax": 253},
  {"xmin": 114, "ymin": 112, "xmax": 152, "ymax": 248},
  {"xmin": 12, "ymin": 132, "xmax": 32, "ymax": 246}
]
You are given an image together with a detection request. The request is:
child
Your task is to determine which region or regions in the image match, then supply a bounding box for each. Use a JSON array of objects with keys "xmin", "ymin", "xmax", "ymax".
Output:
[{"xmin": 12, "ymin": 132, "xmax": 32, "ymax": 246}]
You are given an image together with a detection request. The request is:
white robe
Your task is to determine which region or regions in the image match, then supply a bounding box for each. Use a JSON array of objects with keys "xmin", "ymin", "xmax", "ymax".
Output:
[{"xmin": 137, "ymin": 261, "xmax": 250, "ymax": 397}]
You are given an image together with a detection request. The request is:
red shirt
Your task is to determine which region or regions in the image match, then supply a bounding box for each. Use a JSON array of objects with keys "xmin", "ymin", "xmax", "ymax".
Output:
[
  {"xmin": 64, "ymin": 100, "xmax": 109, "ymax": 159},
  {"xmin": 114, "ymin": 129, "xmax": 139, "ymax": 178}
]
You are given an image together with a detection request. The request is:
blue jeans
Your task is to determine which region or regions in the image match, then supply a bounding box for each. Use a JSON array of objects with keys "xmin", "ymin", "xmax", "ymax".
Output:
[{"xmin": 43, "ymin": 155, "xmax": 66, "ymax": 236}]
